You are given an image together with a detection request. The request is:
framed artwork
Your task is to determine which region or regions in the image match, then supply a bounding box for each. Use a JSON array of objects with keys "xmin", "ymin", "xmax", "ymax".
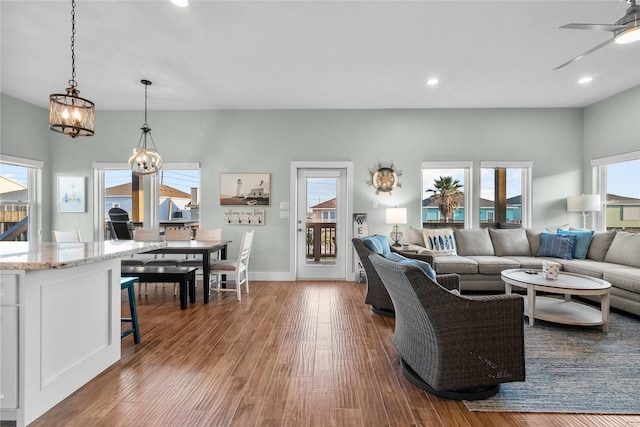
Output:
[
  {"xmin": 220, "ymin": 172, "xmax": 270, "ymax": 206},
  {"xmin": 224, "ymin": 208, "xmax": 265, "ymax": 225},
  {"xmin": 58, "ymin": 176, "xmax": 86, "ymax": 213}
]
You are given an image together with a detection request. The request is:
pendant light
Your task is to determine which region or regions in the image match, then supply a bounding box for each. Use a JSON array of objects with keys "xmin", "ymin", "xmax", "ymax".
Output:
[
  {"xmin": 49, "ymin": 0, "xmax": 95, "ymax": 138},
  {"xmin": 129, "ymin": 79, "xmax": 163, "ymax": 175}
]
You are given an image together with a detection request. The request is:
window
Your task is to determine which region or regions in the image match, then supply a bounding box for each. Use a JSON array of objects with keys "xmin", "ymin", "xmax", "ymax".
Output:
[
  {"xmin": 421, "ymin": 161, "xmax": 472, "ymax": 229},
  {"xmin": 0, "ymin": 155, "xmax": 42, "ymax": 241},
  {"xmin": 480, "ymin": 162, "xmax": 532, "ymax": 228},
  {"xmin": 593, "ymin": 151, "xmax": 640, "ymax": 232},
  {"xmin": 95, "ymin": 163, "xmax": 200, "ymax": 240},
  {"xmin": 322, "ymin": 211, "xmax": 336, "ymax": 222}
]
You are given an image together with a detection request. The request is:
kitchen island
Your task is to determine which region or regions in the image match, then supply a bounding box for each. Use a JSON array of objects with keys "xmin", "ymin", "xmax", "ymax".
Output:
[{"xmin": 0, "ymin": 241, "xmax": 165, "ymax": 427}]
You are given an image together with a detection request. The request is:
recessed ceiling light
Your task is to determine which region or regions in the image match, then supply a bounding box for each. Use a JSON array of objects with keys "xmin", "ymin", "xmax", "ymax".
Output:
[
  {"xmin": 578, "ymin": 76, "xmax": 593, "ymax": 85},
  {"xmin": 171, "ymin": 0, "xmax": 188, "ymax": 7},
  {"xmin": 426, "ymin": 78, "xmax": 439, "ymax": 86}
]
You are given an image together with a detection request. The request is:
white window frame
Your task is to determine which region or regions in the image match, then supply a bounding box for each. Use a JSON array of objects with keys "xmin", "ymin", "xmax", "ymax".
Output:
[
  {"xmin": 591, "ymin": 150, "xmax": 640, "ymax": 232},
  {"xmin": 94, "ymin": 162, "xmax": 199, "ymax": 241},
  {"xmin": 0, "ymin": 154, "xmax": 43, "ymax": 242},
  {"xmin": 421, "ymin": 161, "xmax": 473, "ymax": 228},
  {"xmin": 480, "ymin": 161, "xmax": 533, "ymax": 228}
]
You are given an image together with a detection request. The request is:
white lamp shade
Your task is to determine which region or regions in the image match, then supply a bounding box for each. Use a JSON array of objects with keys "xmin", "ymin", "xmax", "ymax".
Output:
[
  {"xmin": 567, "ymin": 194, "xmax": 600, "ymax": 212},
  {"xmin": 386, "ymin": 208, "xmax": 407, "ymax": 224}
]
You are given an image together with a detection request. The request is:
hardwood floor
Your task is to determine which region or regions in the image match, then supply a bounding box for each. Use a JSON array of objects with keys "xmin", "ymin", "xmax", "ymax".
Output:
[{"xmin": 31, "ymin": 281, "xmax": 640, "ymax": 427}]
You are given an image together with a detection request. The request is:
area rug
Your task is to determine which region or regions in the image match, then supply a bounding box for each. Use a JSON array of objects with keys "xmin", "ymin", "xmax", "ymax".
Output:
[{"xmin": 463, "ymin": 311, "xmax": 640, "ymax": 414}]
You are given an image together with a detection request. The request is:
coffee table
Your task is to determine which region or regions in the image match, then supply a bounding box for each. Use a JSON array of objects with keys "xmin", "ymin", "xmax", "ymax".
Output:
[{"xmin": 501, "ymin": 268, "xmax": 611, "ymax": 332}]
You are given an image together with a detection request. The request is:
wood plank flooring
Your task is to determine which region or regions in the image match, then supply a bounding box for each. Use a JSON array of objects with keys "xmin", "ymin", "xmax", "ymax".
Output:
[{"xmin": 31, "ymin": 281, "xmax": 640, "ymax": 427}]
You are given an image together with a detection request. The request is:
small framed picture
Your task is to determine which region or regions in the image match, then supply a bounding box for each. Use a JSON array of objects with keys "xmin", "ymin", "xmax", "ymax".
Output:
[
  {"xmin": 58, "ymin": 176, "xmax": 86, "ymax": 213},
  {"xmin": 220, "ymin": 173, "xmax": 270, "ymax": 206}
]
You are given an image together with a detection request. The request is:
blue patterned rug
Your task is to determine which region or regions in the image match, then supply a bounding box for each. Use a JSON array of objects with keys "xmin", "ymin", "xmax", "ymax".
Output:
[{"xmin": 464, "ymin": 310, "xmax": 640, "ymax": 414}]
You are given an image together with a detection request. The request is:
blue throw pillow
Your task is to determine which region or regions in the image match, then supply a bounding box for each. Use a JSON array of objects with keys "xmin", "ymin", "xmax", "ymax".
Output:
[
  {"xmin": 399, "ymin": 258, "xmax": 437, "ymax": 281},
  {"xmin": 362, "ymin": 235, "xmax": 391, "ymax": 255},
  {"xmin": 536, "ymin": 233, "xmax": 577, "ymax": 260},
  {"xmin": 557, "ymin": 229, "xmax": 595, "ymax": 260}
]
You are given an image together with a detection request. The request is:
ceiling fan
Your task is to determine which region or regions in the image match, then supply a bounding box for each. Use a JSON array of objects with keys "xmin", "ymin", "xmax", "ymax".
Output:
[{"xmin": 555, "ymin": 0, "xmax": 640, "ymax": 70}]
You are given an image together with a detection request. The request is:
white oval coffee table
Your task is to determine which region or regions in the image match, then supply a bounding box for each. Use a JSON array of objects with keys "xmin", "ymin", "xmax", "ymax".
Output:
[{"xmin": 501, "ymin": 268, "xmax": 611, "ymax": 332}]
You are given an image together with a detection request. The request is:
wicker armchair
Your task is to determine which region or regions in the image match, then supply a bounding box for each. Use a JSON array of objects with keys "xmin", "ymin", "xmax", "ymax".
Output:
[
  {"xmin": 370, "ymin": 254, "xmax": 525, "ymax": 400},
  {"xmin": 352, "ymin": 237, "xmax": 457, "ymax": 316}
]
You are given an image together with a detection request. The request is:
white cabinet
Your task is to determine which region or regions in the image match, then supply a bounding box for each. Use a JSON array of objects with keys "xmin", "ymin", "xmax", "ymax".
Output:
[{"xmin": 1, "ymin": 306, "xmax": 19, "ymax": 409}]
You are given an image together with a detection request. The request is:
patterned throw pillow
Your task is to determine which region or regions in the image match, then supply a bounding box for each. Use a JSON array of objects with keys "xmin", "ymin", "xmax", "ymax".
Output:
[
  {"xmin": 422, "ymin": 228, "xmax": 457, "ymax": 256},
  {"xmin": 536, "ymin": 233, "xmax": 576, "ymax": 260}
]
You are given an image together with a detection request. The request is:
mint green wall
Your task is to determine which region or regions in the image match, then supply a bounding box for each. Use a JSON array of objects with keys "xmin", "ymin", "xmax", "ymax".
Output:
[
  {"xmin": 3, "ymin": 88, "xmax": 637, "ymax": 275},
  {"xmin": 583, "ymin": 85, "xmax": 640, "ymax": 191}
]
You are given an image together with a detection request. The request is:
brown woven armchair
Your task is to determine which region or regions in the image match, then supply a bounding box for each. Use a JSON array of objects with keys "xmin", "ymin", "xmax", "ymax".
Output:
[
  {"xmin": 352, "ymin": 237, "xmax": 458, "ymax": 316},
  {"xmin": 370, "ymin": 254, "xmax": 525, "ymax": 400}
]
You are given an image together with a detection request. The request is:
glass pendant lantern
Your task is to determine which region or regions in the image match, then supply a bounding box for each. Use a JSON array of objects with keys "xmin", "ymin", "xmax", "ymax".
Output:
[{"xmin": 129, "ymin": 79, "xmax": 163, "ymax": 175}]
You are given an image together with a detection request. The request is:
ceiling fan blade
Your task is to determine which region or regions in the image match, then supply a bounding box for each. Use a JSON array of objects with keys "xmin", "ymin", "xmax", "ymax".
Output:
[
  {"xmin": 560, "ymin": 23, "xmax": 627, "ymax": 32},
  {"xmin": 554, "ymin": 38, "xmax": 615, "ymax": 70}
]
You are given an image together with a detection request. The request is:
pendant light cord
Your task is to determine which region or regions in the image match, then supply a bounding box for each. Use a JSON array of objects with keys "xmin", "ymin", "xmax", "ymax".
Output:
[{"xmin": 69, "ymin": 0, "xmax": 77, "ymax": 88}]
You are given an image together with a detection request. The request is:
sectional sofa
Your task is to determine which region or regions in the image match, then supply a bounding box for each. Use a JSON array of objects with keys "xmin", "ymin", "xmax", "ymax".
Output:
[{"xmin": 403, "ymin": 226, "xmax": 640, "ymax": 317}]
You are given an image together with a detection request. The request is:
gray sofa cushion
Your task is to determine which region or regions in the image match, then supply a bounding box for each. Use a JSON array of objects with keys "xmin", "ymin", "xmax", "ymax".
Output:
[
  {"xmin": 560, "ymin": 259, "xmax": 628, "ymax": 279},
  {"xmin": 433, "ymin": 255, "xmax": 478, "ymax": 274},
  {"xmin": 604, "ymin": 231, "xmax": 640, "ymax": 268},
  {"xmin": 454, "ymin": 229, "xmax": 494, "ymax": 256},
  {"xmin": 604, "ymin": 268, "xmax": 640, "ymax": 293},
  {"xmin": 502, "ymin": 256, "xmax": 557, "ymax": 270},
  {"xmin": 489, "ymin": 228, "xmax": 531, "ymax": 256},
  {"xmin": 466, "ymin": 256, "xmax": 520, "ymax": 274},
  {"xmin": 586, "ymin": 230, "xmax": 616, "ymax": 262}
]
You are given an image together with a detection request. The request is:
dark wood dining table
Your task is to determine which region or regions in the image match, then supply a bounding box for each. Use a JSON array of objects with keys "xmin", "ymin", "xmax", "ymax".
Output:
[{"xmin": 149, "ymin": 240, "xmax": 231, "ymax": 304}]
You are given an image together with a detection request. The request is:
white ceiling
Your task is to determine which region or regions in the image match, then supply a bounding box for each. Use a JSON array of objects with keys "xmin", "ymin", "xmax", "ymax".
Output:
[{"xmin": 2, "ymin": 0, "xmax": 640, "ymax": 111}]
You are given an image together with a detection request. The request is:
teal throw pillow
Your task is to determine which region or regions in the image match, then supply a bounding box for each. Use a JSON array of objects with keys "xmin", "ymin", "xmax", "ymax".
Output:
[
  {"xmin": 557, "ymin": 229, "xmax": 595, "ymax": 260},
  {"xmin": 399, "ymin": 258, "xmax": 437, "ymax": 281},
  {"xmin": 362, "ymin": 235, "xmax": 391, "ymax": 255},
  {"xmin": 536, "ymin": 233, "xmax": 576, "ymax": 260}
]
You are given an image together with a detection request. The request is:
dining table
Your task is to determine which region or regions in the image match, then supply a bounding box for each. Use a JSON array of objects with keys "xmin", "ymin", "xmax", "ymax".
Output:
[{"xmin": 149, "ymin": 239, "xmax": 231, "ymax": 304}]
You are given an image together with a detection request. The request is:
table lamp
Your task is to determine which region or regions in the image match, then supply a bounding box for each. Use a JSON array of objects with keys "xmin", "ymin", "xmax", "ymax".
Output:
[
  {"xmin": 386, "ymin": 207, "xmax": 407, "ymax": 247},
  {"xmin": 567, "ymin": 194, "xmax": 600, "ymax": 229}
]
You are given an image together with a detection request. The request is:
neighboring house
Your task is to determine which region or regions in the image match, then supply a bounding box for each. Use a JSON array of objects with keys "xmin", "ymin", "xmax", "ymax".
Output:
[
  {"xmin": 606, "ymin": 193, "xmax": 640, "ymax": 230},
  {"xmin": 0, "ymin": 176, "xmax": 28, "ymax": 235},
  {"xmin": 422, "ymin": 194, "xmax": 522, "ymax": 224},
  {"xmin": 310, "ymin": 198, "xmax": 336, "ymax": 222},
  {"xmin": 105, "ymin": 183, "xmax": 193, "ymax": 221}
]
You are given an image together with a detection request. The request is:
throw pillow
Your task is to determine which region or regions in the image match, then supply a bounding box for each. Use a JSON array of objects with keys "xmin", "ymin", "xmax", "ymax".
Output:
[
  {"xmin": 536, "ymin": 232, "xmax": 576, "ymax": 260},
  {"xmin": 409, "ymin": 226, "xmax": 426, "ymax": 247},
  {"xmin": 557, "ymin": 229, "xmax": 595, "ymax": 260},
  {"xmin": 454, "ymin": 229, "xmax": 494, "ymax": 256},
  {"xmin": 362, "ymin": 235, "xmax": 391, "ymax": 255},
  {"xmin": 422, "ymin": 228, "xmax": 457, "ymax": 256},
  {"xmin": 489, "ymin": 228, "xmax": 531, "ymax": 256},
  {"xmin": 399, "ymin": 258, "xmax": 437, "ymax": 281}
]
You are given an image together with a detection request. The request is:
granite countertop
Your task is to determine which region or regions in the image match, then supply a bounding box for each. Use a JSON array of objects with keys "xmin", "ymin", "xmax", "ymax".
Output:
[{"xmin": 0, "ymin": 241, "xmax": 167, "ymax": 270}]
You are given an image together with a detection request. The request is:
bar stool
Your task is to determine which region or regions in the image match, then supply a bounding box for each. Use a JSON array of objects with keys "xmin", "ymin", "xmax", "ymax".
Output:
[{"xmin": 121, "ymin": 277, "xmax": 141, "ymax": 344}]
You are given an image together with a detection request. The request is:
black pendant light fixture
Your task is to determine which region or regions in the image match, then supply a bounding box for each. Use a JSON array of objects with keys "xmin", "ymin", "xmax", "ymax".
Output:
[
  {"xmin": 49, "ymin": 0, "xmax": 95, "ymax": 138},
  {"xmin": 129, "ymin": 79, "xmax": 163, "ymax": 175}
]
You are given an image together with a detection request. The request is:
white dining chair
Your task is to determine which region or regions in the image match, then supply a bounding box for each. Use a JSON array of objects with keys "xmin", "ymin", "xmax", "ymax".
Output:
[
  {"xmin": 52, "ymin": 229, "xmax": 81, "ymax": 242},
  {"xmin": 209, "ymin": 230, "xmax": 254, "ymax": 301}
]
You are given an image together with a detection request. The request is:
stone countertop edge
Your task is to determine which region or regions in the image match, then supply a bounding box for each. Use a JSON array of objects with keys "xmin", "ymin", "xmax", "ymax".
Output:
[{"xmin": 0, "ymin": 241, "xmax": 167, "ymax": 270}]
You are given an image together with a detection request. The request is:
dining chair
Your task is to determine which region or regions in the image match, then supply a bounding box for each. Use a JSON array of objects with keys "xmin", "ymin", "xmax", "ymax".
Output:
[
  {"xmin": 209, "ymin": 230, "xmax": 254, "ymax": 301},
  {"xmin": 179, "ymin": 228, "xmax": 223, "ymax": 267},
  {"xmin": 131, "ymin": 228, "xmax": 165, "ymax": 295},
  {"xmin": 52, "ymin": 229, "xmax": 81, "ymax": 242},
  {"xmin": 145, "ymin": 228, "xmax": 191, "ymax": 267}
]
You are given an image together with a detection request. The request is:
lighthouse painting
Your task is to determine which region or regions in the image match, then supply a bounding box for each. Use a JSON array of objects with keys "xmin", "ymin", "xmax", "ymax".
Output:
[{"xmin": 220, "ymin": 173, "xmax": 271, "ymax": 206}]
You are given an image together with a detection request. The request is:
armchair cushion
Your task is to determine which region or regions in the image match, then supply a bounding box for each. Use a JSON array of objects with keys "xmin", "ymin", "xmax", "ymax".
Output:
[
  {"xmin": 363, "ymin": 234, "xmax": 391, "ymax": 255},
  {"xmin": 399, "ymin": 258, "xmax": 437, "ymax": 281}
]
